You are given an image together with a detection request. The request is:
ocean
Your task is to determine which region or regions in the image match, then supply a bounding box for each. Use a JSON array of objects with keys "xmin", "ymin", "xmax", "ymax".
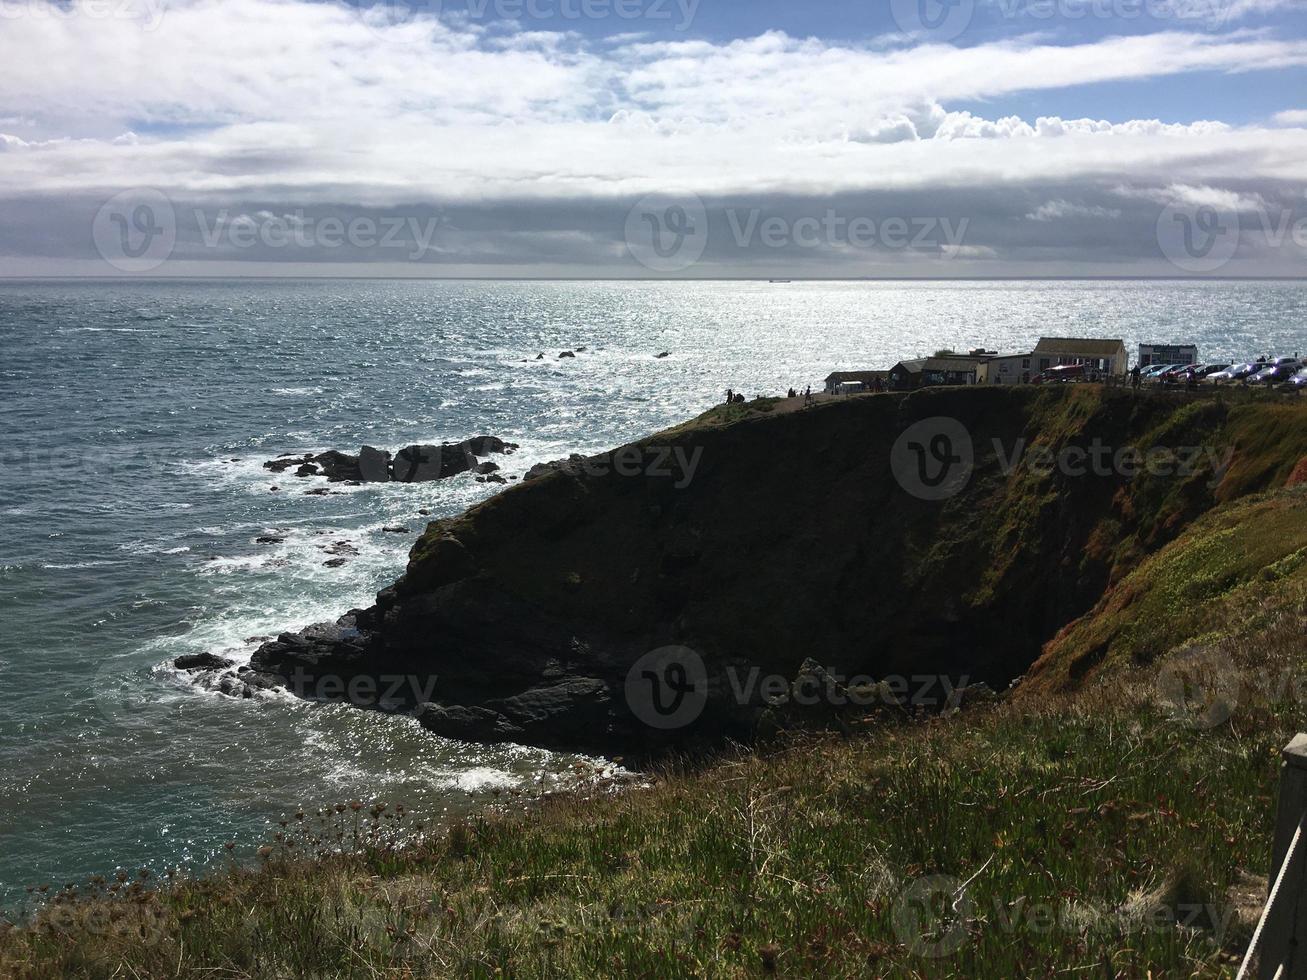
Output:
[{"xmin": 1, "ymin": 277, "xmax": 1303, "ymax": 909}]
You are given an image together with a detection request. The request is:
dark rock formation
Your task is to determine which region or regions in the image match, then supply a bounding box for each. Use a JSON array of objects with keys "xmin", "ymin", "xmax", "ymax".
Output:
[
  {"xmin": 263, "ymin": 438, "xmax": 518, "ymax": 486},
  {"xmin": 315, "ymin": 451, "xmax": 362, "ymax": 482},
  {"xmin": 394, "ymin": 444, "xmax": 463, "ymax": 482},
  {"xmin": 359, "ymin": 446, "xmax": 392, "ymax": 482},
  {"xmin": 175, "ymin": 652, "xmax": 235, "ymax": 672},
  {"xmin": 264, "ymin": 453, "xmax": 314, "ymax": 474},
  {"xmin": 523, "ymin": 454, "xmax": 589, "ymax": 482}
]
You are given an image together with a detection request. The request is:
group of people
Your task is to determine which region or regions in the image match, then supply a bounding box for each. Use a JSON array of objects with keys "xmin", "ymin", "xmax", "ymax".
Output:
[{"xmin": 723, "ymin": 386, "xmax": 815, "ymax": 406}]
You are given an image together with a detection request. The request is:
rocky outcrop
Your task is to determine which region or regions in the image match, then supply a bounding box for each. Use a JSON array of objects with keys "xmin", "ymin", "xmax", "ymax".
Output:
[
  {"xmin": 203, "ymin": 388, "xmax": 1307, "ymax": 759},
  {"xmin": 315, "ymin": 450, "xmax": 363, "ymax": 482},
  {"xmin": 262, "ymin": 437, "xmax": 519, "ymax": 485},
  {"xmin": 359, "ymin": 446, "xmax": 392, "ymax": 482}
]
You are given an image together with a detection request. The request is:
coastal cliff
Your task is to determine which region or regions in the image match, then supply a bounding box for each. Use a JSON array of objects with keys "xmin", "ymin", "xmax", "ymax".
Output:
[{"xmin": 192, "ymin": 386, "xmax": 1307, "ymax": 756}]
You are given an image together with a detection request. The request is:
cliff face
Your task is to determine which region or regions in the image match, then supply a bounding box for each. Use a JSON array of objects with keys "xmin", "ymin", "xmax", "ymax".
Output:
[{"xmin": 227, "ymin": 386, "xmax": 1307, "ymax": 756}]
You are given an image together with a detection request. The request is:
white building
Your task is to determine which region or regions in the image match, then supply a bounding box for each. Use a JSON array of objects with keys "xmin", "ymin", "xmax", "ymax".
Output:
[
  {"xmin": 1139, "ymin": 343, "xmax": 1199, "ymax": 368},
  {"xmin": 977, "ymin": 353, "xmax": 1034, "ymax": 385}
]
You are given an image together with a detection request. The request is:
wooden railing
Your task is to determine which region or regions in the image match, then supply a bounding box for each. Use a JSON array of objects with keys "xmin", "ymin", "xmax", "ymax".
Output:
[{"xmin": 1239, "ymin": 735, "xmax": 1307, "ymax": 980}]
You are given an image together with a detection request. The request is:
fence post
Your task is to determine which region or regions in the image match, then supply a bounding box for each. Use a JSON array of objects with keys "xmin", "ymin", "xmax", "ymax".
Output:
[{"xmin": 1260, "ymin": 735, "xmax": 1307, "ymax": 979}]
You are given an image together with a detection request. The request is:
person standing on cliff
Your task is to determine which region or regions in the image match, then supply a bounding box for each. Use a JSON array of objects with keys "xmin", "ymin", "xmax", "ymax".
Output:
[
  {"xmin": 1130, "ymin": 365, "xmax": 1141, "ymax": 390},
  {"xmin": 725, "ymin": 388, "xmax": 734, "ymax": 405}
]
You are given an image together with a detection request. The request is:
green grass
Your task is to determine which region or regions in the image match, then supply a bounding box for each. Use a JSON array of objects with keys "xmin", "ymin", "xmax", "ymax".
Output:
[
  {"xmin": 8, "ymin": 625, "xmax": 1307, "ymax": 978},
  {"xmin": 1027, "ymin": 485, "xmax": 1307, "ymax": 692}
]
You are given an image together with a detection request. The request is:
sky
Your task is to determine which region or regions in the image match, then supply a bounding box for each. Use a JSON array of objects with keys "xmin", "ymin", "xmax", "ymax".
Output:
[{"xmin": 0, "ymin": 0, "xmax": 1305, "ymax": 277}]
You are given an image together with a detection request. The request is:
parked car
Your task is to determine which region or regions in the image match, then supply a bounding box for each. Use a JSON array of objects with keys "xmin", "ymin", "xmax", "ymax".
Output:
[
  {"xmin": 1193, "ymin": 363, "xmax": 1231, "ymax": 379},
  {"xmin": 1208, "ymin": 362, "xmax": 1264, "ymax": 384},
  {"xmin": 1159, "ymin": 363, "xmax": 1202, "ymax": 384},
  {"xmin": 1141, "ymin": 363, "xmax": 1178, "ymax": 379},
  {"xmin": 1139, "ymin": 364, "xmax": 1179, "ymax": 384},
  {"xmin": 1249, "ymin": 358, "xmax": 1302, "ymax": 385},
  {"xmin": 1033, "ymin": 364, "xmax": 1086, "ymax": 384},
  {"xmin": 1286, "ymin": 368, "xmax": 1307, "ymax": 391}
]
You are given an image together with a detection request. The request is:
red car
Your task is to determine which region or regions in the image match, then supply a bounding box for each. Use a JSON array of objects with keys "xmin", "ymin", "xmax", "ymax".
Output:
[{"xmin": 1033, "ymin": 364, "xmax": 1087, "ymax": 384}]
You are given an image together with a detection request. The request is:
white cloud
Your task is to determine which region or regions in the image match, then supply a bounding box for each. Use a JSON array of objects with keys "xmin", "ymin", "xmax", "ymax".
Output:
[
  {"xmin": 0, "ymin": 1, "xmax": 1305, "ymax": 274},
  {"xmin": 1026, "ymin": 200, "xmax": 1124, "ymax": 221},
  {"xmin": 1273, "ymin": 109, "xmax": 1307, "ymax": 125}
]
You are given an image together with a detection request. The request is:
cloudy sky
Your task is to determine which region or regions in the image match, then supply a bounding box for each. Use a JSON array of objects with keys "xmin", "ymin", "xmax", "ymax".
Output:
[{"xmin": 1, "ymin": 0, "xmax": 1305, "ymax": 276}]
